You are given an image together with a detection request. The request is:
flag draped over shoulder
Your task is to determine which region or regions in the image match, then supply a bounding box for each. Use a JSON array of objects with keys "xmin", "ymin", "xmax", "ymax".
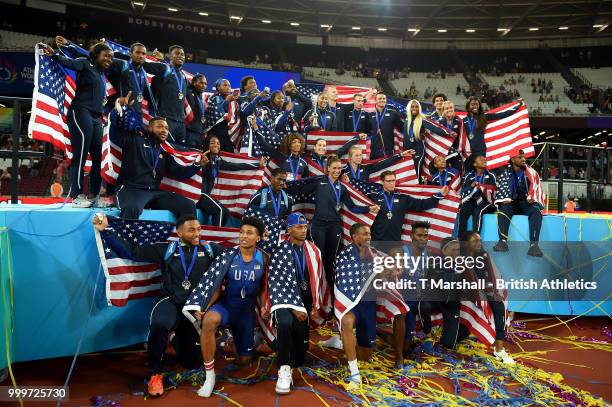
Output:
[
  {"xmin": 494, "ymin": 164, "xmax": 545, "ymax": 207},
  {"xmin": 268, "ymin": 240, "xmax": 331, "ymax": 324},
  {"xmin": 94, "ymin": 216, "xmax": 237, "ymax": 307},
  {"xmin": 286, "ymin": 176, "xmax": 376, "ymax": 245},
  {"xmin": 333, "ymin": 244, "xmax": 409, "ymax": 323}
]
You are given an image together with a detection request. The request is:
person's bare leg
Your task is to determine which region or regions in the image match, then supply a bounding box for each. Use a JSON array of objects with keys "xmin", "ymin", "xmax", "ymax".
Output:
[
  {"xmin": 393, "ymin": 315, "xmax": 406, "ymax": 367},
  {"xmin": 198, "ymin": 312, "xmax": 221, "ymax": 397},
  {"xmin": 341, "ymin": 313, "xmax": 360, "ymax": 387}
]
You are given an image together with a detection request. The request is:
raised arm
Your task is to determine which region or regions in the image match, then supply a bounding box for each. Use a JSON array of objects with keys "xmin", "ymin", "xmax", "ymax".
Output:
[
  {"xmin": 485, "ymin": 100, "xmax": 523, "ymax": 121},
  {"xmin": 422, "ymin": 117, "xmax": 451, "ymax": 137}
]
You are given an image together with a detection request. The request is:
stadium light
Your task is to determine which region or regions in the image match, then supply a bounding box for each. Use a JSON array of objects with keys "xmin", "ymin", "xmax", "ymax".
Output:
[
  {"xmin": 465, "ymin": 29, "xmax": 475, "ymax": 33},
  {"xmin": 168, "ymin": 7, "xmax": 178, "ymax": 12},
  {"xmin": 352, "ymin": 27, "xmax": 361, "ymax": 30},
  {"xmin": 290, "ymin": 22, "xmax": 300, "ymax": 26},
  {"xmin": 581, "ymin": 138, "xmax": 587, "ymax": 142},
  {"xmin": 438, "ymin": 29, "xmax": 447, "ymax": 33},
  {"xmin": 593, "ymin": 24, "xmax": 603, "ymax": 28},
  {"xmin": 377, "ymin": 28, "xmax": 387, "ymax": 31},
  {"xmin": 529, "ymin": 27, "xmax": 539, "ymax": 31},
  {"xmin": 408, "ymin": 28, "xmax": 419, "ymax": 32},
  {"xmin": 558, "ymin": 26, "xmax": 569, "ymax": 30},
  {"xmin": 321, "ymin": 24, "xmax": 331, "ymax": 28},
  {"xmin": 262, "ymin": 20, "xmax": 271, "ymax": 23},
  {"xmin": 198, "ymin": 12, "xmax": 209, "ymax": 16},
  {"xmin": 230, "ymin": 16, "xmax": 241, "ymax": 20},
  {"xmin": 497, "ymin": 28, "xmax": 508, "ymax": 31},
  {"xmin": 539, "ymin": 131, "xmax": 546, "ymax": 135},
  {"xmin": 133, "ymin": 1, "xmax": 144, "ymax": 5}
]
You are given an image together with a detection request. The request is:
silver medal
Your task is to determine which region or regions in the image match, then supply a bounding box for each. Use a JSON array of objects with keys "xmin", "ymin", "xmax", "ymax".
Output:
[
  {"xmin": 182, "ymin": 279, "xmax": 191, "ymax": 290},
  {"xmin": 137, "ymin": 94, "xmax": 144, "ymax": 102},
  {"xmin": 468, "ymin": 132, "xmax": 474, "ymax": 140},
  {"xmin": 240, "ymin": 286, "xmax": 246, "ymax": 299},
  {"xmin": 300, "ymin": 281, "xmax": 308, "ymax": 290},
  {"xmin": 387, "ymin": 212, "xmax": 393, "ymax": 220},
  {"xmin": 336, "ymin": 205, "xmax": 342, "ymax": 211},
  {"xmin": 178, "ymin": 92, "xmax": 184, "ymax": 100},
  {"xmin": 102, "ymin": 98, "xmax": 108, "ymax": 106}
]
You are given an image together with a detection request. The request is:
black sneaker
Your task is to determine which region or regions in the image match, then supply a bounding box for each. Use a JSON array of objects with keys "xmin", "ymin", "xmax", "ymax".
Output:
[
  {"xmin": 527, "ymin": 243, "xmax": 543, "ymax": 257},
  {"xmin": 493, "ymin": 240, "xmax": 509, "ymax": 252}
]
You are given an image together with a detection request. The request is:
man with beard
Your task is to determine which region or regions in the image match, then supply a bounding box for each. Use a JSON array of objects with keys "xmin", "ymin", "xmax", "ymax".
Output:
[
  {"xmin": 282, "ymin": 79, "xmax": 312, "ymax": 123},
  {"xmin": 93, "ymin": 213, "xmax": 220, "ymax": 396},
  {"xmin": 112, "ymin": 93, "xmax": 201, "ymax": 219}
]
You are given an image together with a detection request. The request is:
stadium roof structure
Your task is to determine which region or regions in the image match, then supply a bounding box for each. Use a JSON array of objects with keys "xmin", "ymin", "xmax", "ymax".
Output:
[{"xmin": 56, "ymin": 0, "xmax": 612, "ymax": 41}]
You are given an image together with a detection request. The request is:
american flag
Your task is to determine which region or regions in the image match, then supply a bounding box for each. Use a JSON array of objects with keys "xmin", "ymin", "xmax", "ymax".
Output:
[
  {"xmin": 460, "ymin": 170, "xmax": 497, "ymax": 206},
  {"xmin": 94, "ymin": 216, "xmax": 237, "ymax": 306},
  {"xmin": 457, "ymin": 102, "xmax": 534, "ymax": 170},
  {"xmin": 28, "ymin": 44, "xmax": 75, "ymax": 163},
  {"xmin": 209, "ymin": 151, "xmax": 264, "ymax": 217},
  {"xmin": 28, "ymin": 44, "xmax": 115, "ymax": 168},
  {"xmin": 494, "ymin": 164, "xmax": 546, "ymax": 208},
  {"xmin": 420, "ymin": 118, "xmax": 455, "ymax": 180},
  {"xmin": 268, "ymin": 240, "xmax": 331, "ymax": 324},
  {"xmin": 333, "ymin": 245, "xmax": 409, "ymax": 323},
  {"xmin": 295, "ymin": 83, "xmax": 406, "ymax": 114},
  {"xmin": 396, "ymin": 184, "xmax": 461, "ymax": 247},
  {"xmin": 244, "ymin": 207, "xmax": 284, "ymax": 254},
  {"xmin": 181, "ymin": 247, "xmax": 240, "ymax": 324},
  {"xmin": 362, "ymin": 155, "xmax": 418, "ymax": 185},
  {"xmin": 286, "ymin": 176, "xmax": 376, "ymax": 245},
  {"xmin": 305, "ymin": 130, "xmax": 371, "ymax": 160},
  {"xmin": 239, "ymin": 119, "xmax": 282, "ymax": 158},
  {"xmin": 349, "ymin": 175, "xmax": 459, "ymax": 248}
]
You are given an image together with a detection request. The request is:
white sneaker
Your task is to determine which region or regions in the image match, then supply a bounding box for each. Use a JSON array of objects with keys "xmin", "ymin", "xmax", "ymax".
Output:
[
  {"xmin": 318, "ymin": 335, "xmax": 343, "ymax": 350},
  {"xmin": 493, "ymin": 348, "xmax": 516, "ymax": 365},
  {"xmin": 72, "ymin": 194, "xmax": 92, "ymax": 208},
  {"xmin": 275, "ymin": 365, "xmax": 292, "ymax": 395},
  {"xmin": 197, "ymin": 372, "xmax": 216, "ymax": 397}
]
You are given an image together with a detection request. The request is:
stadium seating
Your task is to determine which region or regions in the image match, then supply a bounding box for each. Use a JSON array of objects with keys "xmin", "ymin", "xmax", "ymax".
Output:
[
  {"xmin": 206, "ymin": 57, "xmax": 272, "ymax": 70},
  {"xmin": 0, "ymin": 29, "xmax": 52, "ymax": 51},
  {"xmin": 389, "ymin": 73, "xmax": 469, "ymax": 103},
  {"xmin": 302, "ymin": 67, "xmax": 379, "ymax": 88},
  {"xmin": 571, "ymin": 67, "xmax": 612, "ymax": 89},
  {"xmin": 481, "ymin": 73, "xmax": 590, "ymax": 115}
]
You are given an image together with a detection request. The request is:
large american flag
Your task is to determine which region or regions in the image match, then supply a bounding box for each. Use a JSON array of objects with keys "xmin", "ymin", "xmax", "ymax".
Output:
[
  {"xmin": 243, "ymin": 207, "xmax": 284, "ymax": 254},
  {"xmin": 268, "ymin": 240, "xmax": 331, "ymax": 324},
  {"xmin": 333, "ymin": 245, "xmax": 409, "ymax": 324},
  {"xmin": 209, "ymin": 151, "xmax": 264, "ymax": 217},
  {"xmin": 28, "ymin": 44, "xmax": 116, "ymax": 167},
  {"xmin": 362, "ymin": 155, "xmax": 418, "ymax": 185},
  {"xmin": 349, "ymin": 177, "xmax": 460, "ymax": 247},
  {"xmin": 286, "ymin": 176, "xmax": 376, "ymax": 245},
  {"xmin": 306, "ymin": 130, "xmax": 371, "ymax": 160},
  {"xmin": 94, "ymin": 216, "xmax": 237, "ymax": 306},
  {"xmin": 295, "ymin": 83, "xmax": 406, "ymax": 114},
  {"xmin": 457, "ymin": 102, "xmax": 534, "ymax": 170},
  {"xmin": 494, "ymin": 164, "xmax": 546, "ymax": 208},
  {"xmin": 396, "ymin": 184, "xmax": 461, "ymax": 247}
]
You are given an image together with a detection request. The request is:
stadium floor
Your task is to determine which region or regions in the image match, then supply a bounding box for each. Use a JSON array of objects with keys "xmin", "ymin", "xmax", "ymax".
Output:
[{"xmin": 3, "ymin": 314, "xmax": 610, "ymax": 406}]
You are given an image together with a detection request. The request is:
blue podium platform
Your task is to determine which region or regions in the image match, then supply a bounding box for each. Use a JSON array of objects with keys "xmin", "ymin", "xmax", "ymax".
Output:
[{"xmin": 0, "ymin": 205, "xmax": 609, "ymax": 369}]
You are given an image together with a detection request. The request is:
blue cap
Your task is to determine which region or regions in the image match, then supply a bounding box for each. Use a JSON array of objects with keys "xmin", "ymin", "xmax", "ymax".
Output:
[{"xmin": 286, "ymin": 212, "xmax": 308, "ymax": 229}]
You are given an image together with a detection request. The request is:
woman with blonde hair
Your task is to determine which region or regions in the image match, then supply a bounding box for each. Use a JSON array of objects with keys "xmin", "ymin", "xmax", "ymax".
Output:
[{"xmin": 404, "ymin": 99, "xmax": 452, "ymax": 182}]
